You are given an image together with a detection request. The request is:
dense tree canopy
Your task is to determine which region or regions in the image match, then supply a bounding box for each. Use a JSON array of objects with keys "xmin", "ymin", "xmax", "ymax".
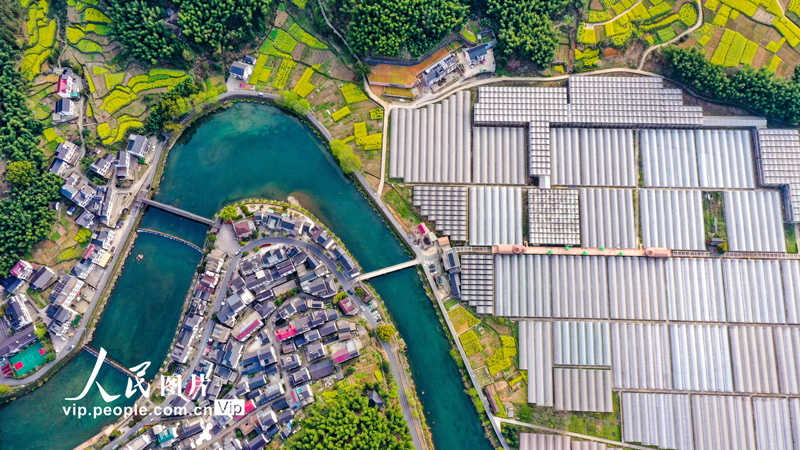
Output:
[
  {"xmin": 342, "ymin": 0, "xmax": 468, "ymax": 57},
  {"xmin": 377, "ymin": 325, "xmax": 396, "ymax": 342},
  {"xmin": 144, "ymin": 78, "xmax": 201, "ymax": 133},
  {"xmin": 281, "ymin": 90, "xmax": 311, "ymax": 115},
  {"xmin": 6, "ymin": 161, "xmax": 33, "ymax": 186},
  {"xmin": 330, "ymin": 139, "xmax": 362, "ymax": 174},
  {"xmin": 108, "ymin": 0, "xmax": 184, "ymax": 65},
  {"xmin": 174, "ymin": 0, "xmax": 273, "ymax": 51},
  {"xmin": 287, "ymin": 392, "xmax": 412, "ymax": 450},
  {"xmin": 0, "ymin": 41, "xmax": 61, "ymax": 275},
  {"xmin": 663, "ymin": 46, "xmax": 800, "ymax": 124},
  {"xmin": 487, "ymin": 0, "xmax": 568, "ymax": 67}
]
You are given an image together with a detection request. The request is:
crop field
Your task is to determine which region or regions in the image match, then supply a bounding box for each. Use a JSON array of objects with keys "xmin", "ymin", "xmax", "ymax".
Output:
[
  {"xmin": 269, "ymin": 29, "xmax": 298, "ymax": 54},
  {"xmin": 20, "ymin": 0, "xmax": 56, "ymax": 80},
  {"xmin": 339, "ymin": 83, "xmax": 369, "ymax": 103},
  {"xmin": 100, "ymin": 87, "xmax": 137, "ymax": 114},
  {"xmin": 331, "ymin": 106, "xmax": 351, "ymax": 121},
  {"xmin": 674, "ymin": 0, "xmax": 800, "ymax": 74},
  {"xmin": 288, "ymin": 23, "xmax": 328, "ymax": 49},
  {"xmin": 272, "ymin": 58, "xmax": 296, "ymax": 89},
  {"xmin": 581, "ymin": 0, "xmax": 800, "ymax": 75},
  {"xmin": 292, "ymin": 67, "xmax": 316, "ymax": 97}
]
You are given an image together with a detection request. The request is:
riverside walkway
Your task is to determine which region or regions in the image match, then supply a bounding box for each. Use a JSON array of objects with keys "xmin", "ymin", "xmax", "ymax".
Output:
[
  {"xmin": 352, "ymin": 258, "xmax": 422, "ymax": 282},
  {"xmin": 138, "ymin": 228, "xmax": 203, "ymax": 253},
  {"xmin": 139, "ymin": 198, "xmax": 215, "ymax": 225}
]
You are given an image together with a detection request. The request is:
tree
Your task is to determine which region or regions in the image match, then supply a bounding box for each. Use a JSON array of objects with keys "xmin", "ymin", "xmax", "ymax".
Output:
[
  {"xmin": 34, "ymin": 324, "xmax": 46, "ymax": 339},
  {"xmin": 353, "ymin": 61, "xmax": 371, "ymax": 79},
  {"xmin": 6, "ymin": 160, "xmax": 33, "ymax": 186},
  {"xmin": 486, "ymin": 0, "xmax": 567, "ymax": 68},
  {"xmin": 280, "ymin": 90, "xmax": 311, "ymax": 115},
  {"xmin": 0, "ymin": 385, "xmax": 9, "ymax": 394},
  {"xmin": 333, "ymin": 291, "xmax": 348, "ymax": 304},
  {"xmin": 662, "ymin": 46, "xmax": 800, "ymax": 124},
  {"xmin": 355, "ymin": 286, "xmax": 366, "ymax": 297},
  {"xmin": 174, "ymin": 0, "xmax": 274, "ymax": 52},
  {"xmin": 377, "ymin": 325, "xmax": 397, "ymax": 342},
  {"xmin": 342, "ymin": 0, "xmax": 468, "ymax": 57},
  {"xmin": 220, "ymin": 205, "xmax": 238, "ymax": 222},
  {"xmin": 288, "ymin": 391, "xmax": 412, "ymax": 450},
  {"xmin": 330, "ymin": 139, "xmax": 362, "ymax": 174},
  {"xmin": 518, "ymin": 403, "xmax": 533, "ymax": 422},
  {"xmin": 107, "ymin": 0, "xmax": 185, "ymax": 65},
  {"xmin": 0, "ymin": 40, "xmax": 61, "ymax": 275}
]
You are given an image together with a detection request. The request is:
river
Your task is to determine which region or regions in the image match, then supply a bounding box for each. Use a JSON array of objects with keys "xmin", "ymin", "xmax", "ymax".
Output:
[{"xmin": 0, "ymin": 102, "xmax": 491, "ymax": 450}]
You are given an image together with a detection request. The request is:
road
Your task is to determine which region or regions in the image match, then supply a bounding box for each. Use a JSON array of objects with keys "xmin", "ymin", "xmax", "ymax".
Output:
[{"xmin": 3, "ymin": 141, "xmax": 166, "ymax": 387}]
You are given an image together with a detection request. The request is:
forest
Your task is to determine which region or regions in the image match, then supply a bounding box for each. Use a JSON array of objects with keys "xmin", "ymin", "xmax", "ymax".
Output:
[
  {"xmin": 339, "ymin": 0, "xmax": 468, "ymax": 57},
  {"xmin": 329, "ymin": 0, "xmax": 566, "ymax": 68},
  {"xmin": 0, "ymin": 40, "xmax": 62, "ymax": 276},
  {"xmin": 663, "ymin": 47, "xmax": 800, "ymax": 124},
  {"xmin": 287, "ymin": 391, "xmax": 413, "ymax": 450},
  {"xmin": 108, "ymin": 0, "xmax": 273, "ymax": 66},
  {"xmin": 486, "ymin": 0, "xmax": 569, "ymax": 67}
]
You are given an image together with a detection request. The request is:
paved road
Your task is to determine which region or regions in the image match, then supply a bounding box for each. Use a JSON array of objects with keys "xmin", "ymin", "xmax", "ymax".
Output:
[{"xmin": 3, "ymin": 142, "xmax": 166, "ymax": 387}]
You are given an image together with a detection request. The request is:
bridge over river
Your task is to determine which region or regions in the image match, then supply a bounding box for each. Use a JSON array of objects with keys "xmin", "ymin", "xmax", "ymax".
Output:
[{"xmin": 139, "ymin": 198, "xmax": 215, "ymax": 226}]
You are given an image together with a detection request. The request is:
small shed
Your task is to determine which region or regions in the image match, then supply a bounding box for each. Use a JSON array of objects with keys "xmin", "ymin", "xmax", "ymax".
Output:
[{"xmin": 368, "ymin": 390, "xmax": 385, "ymax": 408}]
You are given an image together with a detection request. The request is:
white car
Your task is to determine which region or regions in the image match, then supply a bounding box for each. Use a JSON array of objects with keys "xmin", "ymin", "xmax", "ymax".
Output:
[
  {"xmin": 235, "ymin": 249, "xmax": 241, "ymax": 256},
  {"xmin": 360, "ymin": 305, "xmax": 366, "ymax": 312}
]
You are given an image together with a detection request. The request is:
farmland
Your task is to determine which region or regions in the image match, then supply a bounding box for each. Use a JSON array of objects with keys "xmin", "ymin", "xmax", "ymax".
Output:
[{"xmin": 576, "ymin": 0, "xmax": 800, "ymax": 76}]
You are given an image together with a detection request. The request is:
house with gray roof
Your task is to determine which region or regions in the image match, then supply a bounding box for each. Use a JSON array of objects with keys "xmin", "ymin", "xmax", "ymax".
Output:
[
  {"xmin": 90, "ymin": 153, "xmax": 115, "ymax": 179},
  {"xmin": 7, "ymin": 295, "xmax": 32, "ymax": 329},
  {"xmin": 230, "ymin": 61, "xmax": 253, "ymax": 81},
  {"xmin": 125, "ymin": 134, "xmax": 151, "ymax": 158}
]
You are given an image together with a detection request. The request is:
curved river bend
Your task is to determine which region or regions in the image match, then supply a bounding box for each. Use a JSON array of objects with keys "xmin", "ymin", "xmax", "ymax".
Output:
[{"xmin": 0, "ymin": 103, "xmax": 491, "ymax": 450}]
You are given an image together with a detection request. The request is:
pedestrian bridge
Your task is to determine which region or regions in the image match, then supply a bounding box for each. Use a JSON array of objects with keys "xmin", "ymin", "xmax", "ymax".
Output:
[
  {"xmin": 83, "ymin": 345, "xmax": 141, "ymax": 381},
  {"xmin": 138, "ymin": 228, "xmax": 203, "ymax": 252},
  {"xmin": 352, "ymin": 258, "xmax": 423, "ymax": 282},
  {"xmin": 140, "ymin": 199, "xmax": 214, "ymax": 225}
]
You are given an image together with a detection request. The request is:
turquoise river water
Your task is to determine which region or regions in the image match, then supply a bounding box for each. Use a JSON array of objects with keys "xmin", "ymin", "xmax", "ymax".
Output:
[{"xmin": 0, "ymin": 103, "xmax": 491, "ymax": 450}]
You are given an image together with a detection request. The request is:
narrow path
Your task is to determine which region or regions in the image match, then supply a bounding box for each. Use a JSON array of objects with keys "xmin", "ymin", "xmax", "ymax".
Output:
[
  {"xmin": 315, "ymin": 0, "xmax": 360, "ymax": 63},
  {"xmin": 638, "ymin": 0, "xmax": 704, "ymax": 70},
  {"xmin": 496, "ymin": 418, "xmax": 650, "ymax": 450}
]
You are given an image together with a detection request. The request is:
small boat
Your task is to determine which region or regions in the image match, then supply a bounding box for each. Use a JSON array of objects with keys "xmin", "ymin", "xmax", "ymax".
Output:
[{"xmin": 136, "ymin": 254, "xmax": 144, "ymax": 261}]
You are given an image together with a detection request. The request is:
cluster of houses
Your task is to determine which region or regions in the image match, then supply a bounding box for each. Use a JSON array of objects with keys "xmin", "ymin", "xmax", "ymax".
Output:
[
  {"xmin": 0, "ymin": 227, "xmax": 118, "ymax": 377},
  {"xmin": 122, "ymin": 417, "xmax": 213, "ymax": 450},
  {"xmin": 0, "ymin": 259, "xmax": 57, "ymax": 375},
  {"xmin": 56, "ymin": 134, "xmax": 152, "ymax": 231},
  {"xmin": 236, "ymin": 211, "xmax": 360, "ymax": 279},
  {"xmin": 159, "ymin": 285, "xmax": 363, "ymax": 449},
  {"xmin": 151, "ymin": 212, "xmax": 372, "ymax": 449},
  {"xmin": 169, "ymin": 249, "xmax": 227, "ymax": 365}
]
